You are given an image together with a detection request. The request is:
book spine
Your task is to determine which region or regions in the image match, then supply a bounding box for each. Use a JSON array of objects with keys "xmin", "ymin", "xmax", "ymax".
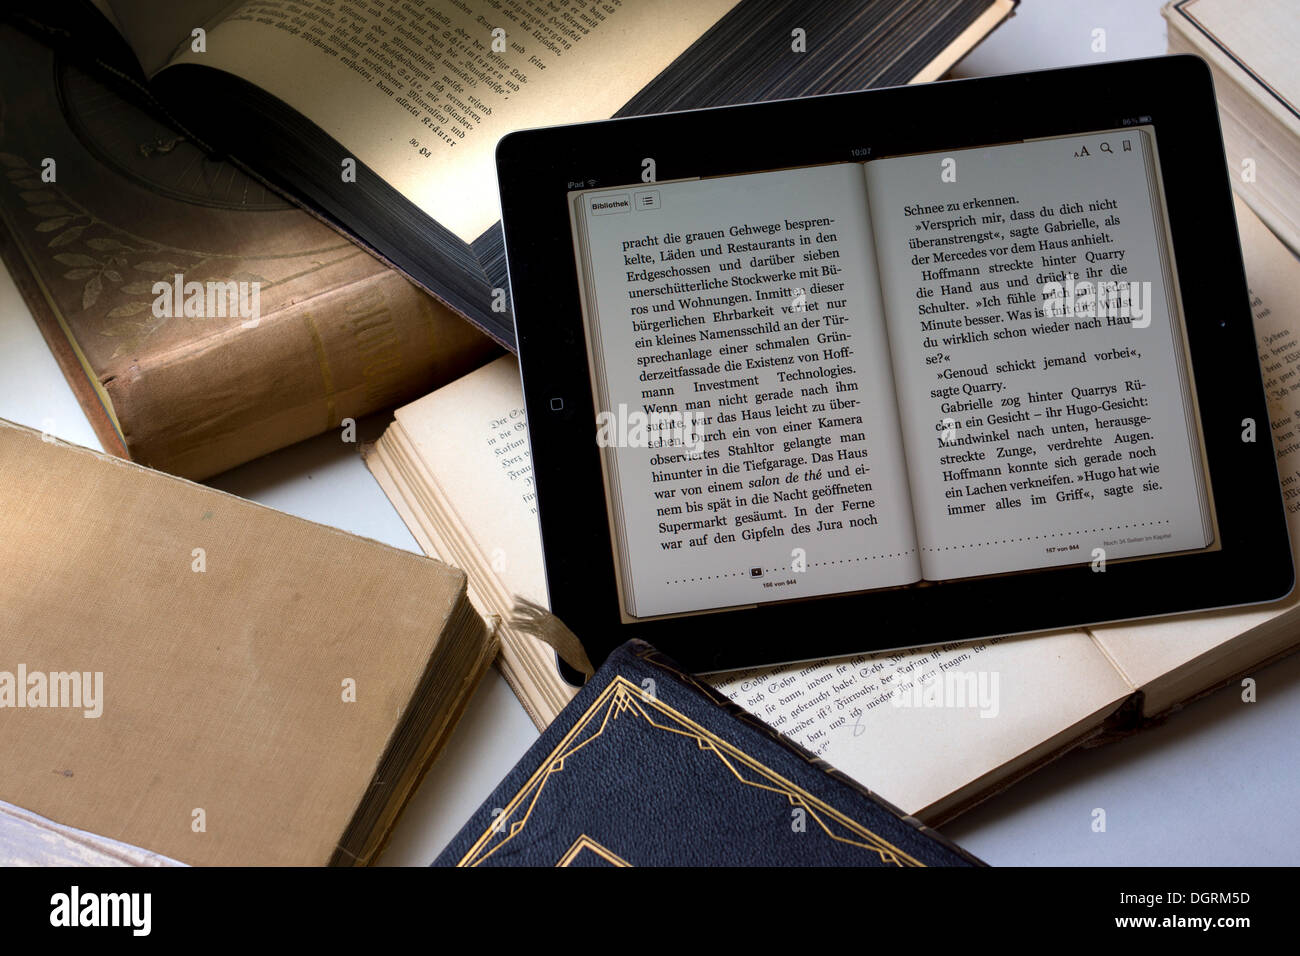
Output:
[{"xmin": 105, "ymin": 268, "xmax": 497, "ymax": 480}]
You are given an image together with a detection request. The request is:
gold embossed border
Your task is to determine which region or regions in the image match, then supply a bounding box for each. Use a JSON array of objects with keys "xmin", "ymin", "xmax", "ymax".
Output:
[
  {"xmin": 556, "ymin": 835, "xmax": 631, "ymax": 868},
  {"xmin": 457, "ymin": 677, "xmax": 923, "ymax": 867}
]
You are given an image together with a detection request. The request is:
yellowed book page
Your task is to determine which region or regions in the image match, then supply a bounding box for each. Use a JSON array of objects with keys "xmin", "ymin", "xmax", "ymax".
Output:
[
  {"xmin": 395, "ymin": 354, "xmax": 547, "ymax": 603},
  {"xmin": 387, "ymin": 360, "xmax": 1132, "ymax": 813},
  {"xmin": 167, "ymin": 0, "xmax": 739, "ymax": 243},
  {"xmin": 0, "ymin": 418, "xmax": 469, "ymax": 866},
  {"xmin": 711, "ymin": 629, "xmax": 1131, "ymax": 818},
  {"xmin": 1088, "ymin": 197, "xmax": 1300, "ymax": 703}
]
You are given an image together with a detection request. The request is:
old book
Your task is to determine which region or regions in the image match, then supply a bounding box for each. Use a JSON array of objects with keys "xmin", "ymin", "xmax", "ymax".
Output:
[
  {"xmin": 8, "ymin": 0, "xmax": 1017, "ymax": 348},
  {"xmin": 0, "ymin": 417, "xmax": 496, "ymax": 866},
  {"xmin": 0, "ymin": 24, "xmax": 496, "ymax": 480},
  {"xmin": 367, "ymin": 195, "xmax": 1300, "ymax": 824},
  {"xmin": 433, "ymin": 640, "xmax": 981, "ymax": 866},
  {"xmin": 1165, "ymin": 0, "xmax": 1300, "ymax": 256}
]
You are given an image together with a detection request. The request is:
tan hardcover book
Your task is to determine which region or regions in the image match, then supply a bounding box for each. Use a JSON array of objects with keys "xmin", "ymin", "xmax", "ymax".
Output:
[
  {"xmin": 0, "ymin": 417, "xmax": 496, "ymax": 866},
  {"xmin": 0, "ymin": 24, "xmax": 497, "ymax": 481},
  {"xmin": 1165, "ymin": 0, "xmax": 1300, "ymax": 256},
  {"xmin": 365, "ymin": 196, "xmax": 1300, "ymax": 825}
]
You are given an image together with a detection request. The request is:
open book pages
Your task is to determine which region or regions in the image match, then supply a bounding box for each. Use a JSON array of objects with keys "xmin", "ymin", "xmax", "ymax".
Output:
[
  {"xmin": 94, "ymin": 0, "xmax": 1013, "ymax": 246},
  {"xmin": 55, "ymin": 0, "xmax": 1016, "ymax": 345},
  {"xmin": 367, "ymin": 195, "xmax": 1300, "ymax": 823},
  {"xmin": 108, "ymin": 0, "xmax": 738, "ymax": 244},
  {"xmin": 0, "ymin": 418, "xmax": 494, "ymax": 866},
  {"xmin": 569, "ymin": 129, "xmax": 1214, "ymax": 621},
  {"xmin": 366, "ymin": 359, "xmax": 1134, "ymax": 820}
]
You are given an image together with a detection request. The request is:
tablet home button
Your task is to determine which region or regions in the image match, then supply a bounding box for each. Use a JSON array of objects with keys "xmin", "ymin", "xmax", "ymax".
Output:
[{"xmin": 550, "ymin": 397, "xmax": 564, "ymax": 411}]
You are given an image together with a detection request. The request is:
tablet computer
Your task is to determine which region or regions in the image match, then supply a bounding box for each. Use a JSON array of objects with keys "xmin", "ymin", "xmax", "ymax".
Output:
[{"xmin": 495, "ymin": 55, "xmax": 1293, "ymax": 673}]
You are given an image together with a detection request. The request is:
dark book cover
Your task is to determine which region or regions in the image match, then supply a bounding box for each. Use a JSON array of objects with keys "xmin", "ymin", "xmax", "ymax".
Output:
[{"xmin": 434, "ymin": 640, "xmax": 984, "ymax": 866}]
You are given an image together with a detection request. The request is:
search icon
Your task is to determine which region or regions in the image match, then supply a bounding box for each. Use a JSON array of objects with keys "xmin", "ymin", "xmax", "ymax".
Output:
[{"xmin": 1100, "ymin": 142, "xmax": 1113, "ymax": 154}]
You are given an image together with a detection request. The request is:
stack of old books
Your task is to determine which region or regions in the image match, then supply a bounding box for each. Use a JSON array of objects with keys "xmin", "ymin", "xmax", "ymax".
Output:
[{"xmin": 0, "ymin": 0, "xmax": 1019, "ymax": 865}]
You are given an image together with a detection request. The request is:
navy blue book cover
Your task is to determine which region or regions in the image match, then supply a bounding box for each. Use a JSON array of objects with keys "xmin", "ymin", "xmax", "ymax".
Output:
[{"xmin": 434, "ymin": 640, "xmax": 983, "ymax": 867}]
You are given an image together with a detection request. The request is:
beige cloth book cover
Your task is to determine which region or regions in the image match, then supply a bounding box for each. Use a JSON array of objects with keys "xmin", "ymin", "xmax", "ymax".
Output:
[
  {"xmin": 0, "ymin": 419, "xmax": 494, "ymax": 865},
  {"xmin": 365, "ymin": 196, "xmax": 1300, "ymax": 824}
]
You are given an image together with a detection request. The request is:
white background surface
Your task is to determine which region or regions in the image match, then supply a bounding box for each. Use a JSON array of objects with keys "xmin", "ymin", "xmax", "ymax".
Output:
[{"xmin": 2, "ymin": 0, "xmax": 1296, "ymax": 865}]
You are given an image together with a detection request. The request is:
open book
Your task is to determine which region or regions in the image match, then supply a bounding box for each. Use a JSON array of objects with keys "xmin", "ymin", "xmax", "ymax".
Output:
[
  {"xmin": 11, "ymin": 0, "xmax": 1016, "ymax": 346},
  {"xmin": 569, "ymin": 129, "xmax": 1214, "ymax": 619},
  {"xmin": 366, "ymin": 196, "xmax": 1300, "ymax": 822}
]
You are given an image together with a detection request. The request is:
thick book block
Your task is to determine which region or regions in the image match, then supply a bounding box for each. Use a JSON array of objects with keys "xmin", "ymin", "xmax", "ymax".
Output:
[
  {"xmin": 0, "ymin": 419, "xmax": 494, "ymax": 865},
  {"xmin": 434, "ymin": 640, "xmax": 981, "ymax": 866}
]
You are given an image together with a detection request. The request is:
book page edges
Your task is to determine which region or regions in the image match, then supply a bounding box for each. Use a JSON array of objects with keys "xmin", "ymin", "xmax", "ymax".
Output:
[
  {"xmin": 910, "ymin": 0, "xmax": 1018, "ymax": 84},
  {"xmin": 364, "ymin": 434, "xmax": 575, "ymax": 728}
]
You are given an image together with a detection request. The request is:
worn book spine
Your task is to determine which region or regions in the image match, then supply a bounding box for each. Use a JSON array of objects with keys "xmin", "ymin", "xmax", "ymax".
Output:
[
  {"xmin": 4, "ymin": 202, "xmax": 498, "ymax": 480},
  {"xmin": 99, "ymin": 265, "xmax": 495, "ymax": 480}
]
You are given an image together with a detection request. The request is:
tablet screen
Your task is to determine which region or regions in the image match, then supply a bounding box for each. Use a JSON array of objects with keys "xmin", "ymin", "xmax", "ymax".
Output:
[{"xmin": 567, "ymin": 128, "xmax": 1218, "ymax": 621}]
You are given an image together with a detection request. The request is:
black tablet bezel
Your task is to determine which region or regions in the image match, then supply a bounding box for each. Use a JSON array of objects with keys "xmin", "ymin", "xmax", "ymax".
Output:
[{"xmin": 496, "ymin": 55, "xmax": 1293, "ymax": 673}]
